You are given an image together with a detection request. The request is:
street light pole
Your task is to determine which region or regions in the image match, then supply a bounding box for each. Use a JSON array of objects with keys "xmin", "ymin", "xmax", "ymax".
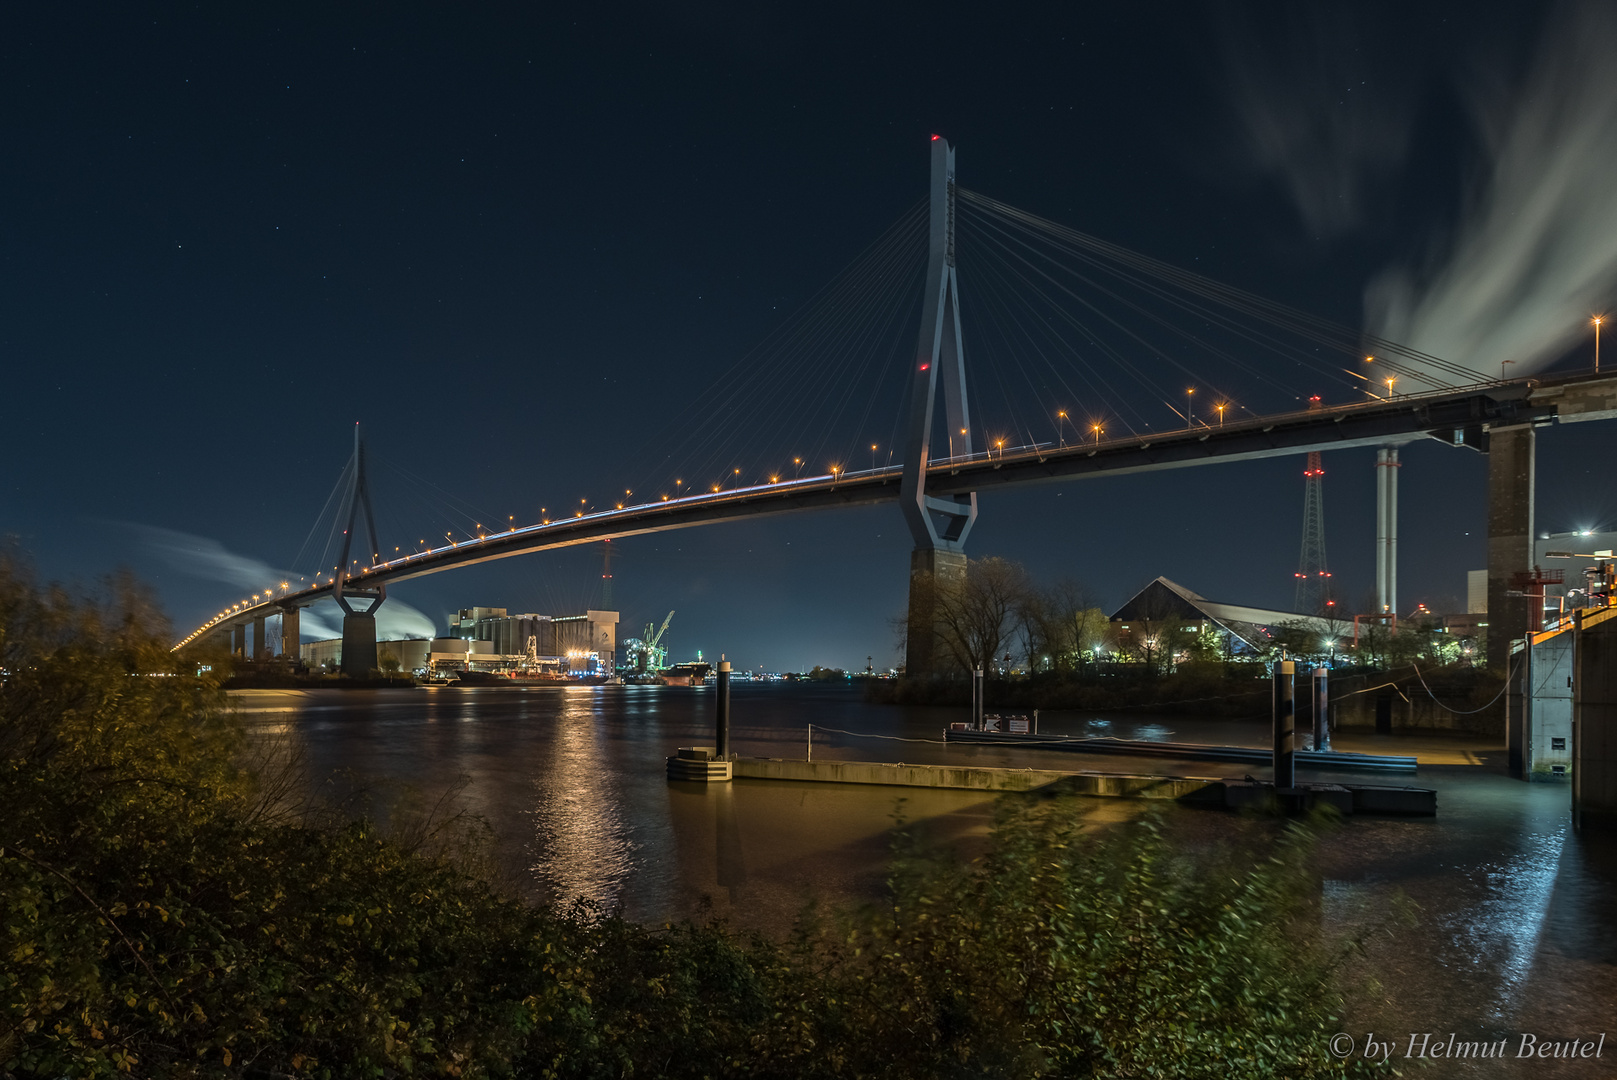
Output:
[
  {"xmin": 1596, "ymin": 316, "xmax": 1603, "ymax": 374},
  {"xmin": 1186, "ymin": 387, "xmax": 1195, "ymax": 428}
]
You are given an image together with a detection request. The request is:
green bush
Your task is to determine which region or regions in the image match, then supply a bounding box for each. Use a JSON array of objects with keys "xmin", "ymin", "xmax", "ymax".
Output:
[{"xmin": 1, "ymin": 552, "xmax": 1393, "ymax": 1078}]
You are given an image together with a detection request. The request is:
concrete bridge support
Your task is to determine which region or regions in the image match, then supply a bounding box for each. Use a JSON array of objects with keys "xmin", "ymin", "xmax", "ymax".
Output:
[
  {"xmin": 906, "ymin": 548, "xmax": 966, "ymax": 674},
  {"xmin": 899, "ymin": 137, "xmax": 977, "ymax": 674},
  {"xmin": 1574, "ymin": 607, "xmax": 1617, "ymax": 829},
  {"xmin": 1509, "ymin": 628, "xmax": 1573, "ymax": 781},
  {"xmin": 230, "ymin": 623, "xmax": 246, "ymax": 660},
  {"xmin": 1487, "ymin": 426, "xmax": 1536, "ymax": 672},
  {"xmin": 280, "ymin": 606, "xmax": 300, "ymax": 661},
  {"xmin": 252, "ymin": 615, "xmax": 267, "ymax": 661},
  {"xmin": 340, "ymin": 613, "xmax": 378, "ymax": 677}
]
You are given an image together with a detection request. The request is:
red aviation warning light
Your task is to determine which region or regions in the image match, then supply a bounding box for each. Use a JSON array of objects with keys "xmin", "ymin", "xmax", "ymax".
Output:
[{"xmin": 931, "ymin": 134, "xmax": 940, "ymax": 141}]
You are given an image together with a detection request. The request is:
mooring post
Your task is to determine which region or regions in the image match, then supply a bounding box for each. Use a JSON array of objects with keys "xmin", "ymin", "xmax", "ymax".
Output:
[
  {"xmin": 716, "ymin": 657, "xmax": 732, "ymax": 760},
  {"xmin": 1273, "ymin": 660, "xmax": 1296, "ymax": 788},
  {"xmin": 1312, "ymin": 667, "xmax": 1330, "ymax": 751},
  {"xmin": 972, "ymin": 667, "xmax": 985, "ymax": 729}
]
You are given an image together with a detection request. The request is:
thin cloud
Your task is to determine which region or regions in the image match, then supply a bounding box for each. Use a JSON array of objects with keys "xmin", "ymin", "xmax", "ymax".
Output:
[{"xmin": 1218, "ymin": 4, "xmax": 1418, "ymax": 237}]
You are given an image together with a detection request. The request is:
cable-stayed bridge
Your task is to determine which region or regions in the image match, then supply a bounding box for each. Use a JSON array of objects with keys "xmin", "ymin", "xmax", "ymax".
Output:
[{"xmin": 176, "ymin": 138, "xmax": 1617, "ymax": 674}]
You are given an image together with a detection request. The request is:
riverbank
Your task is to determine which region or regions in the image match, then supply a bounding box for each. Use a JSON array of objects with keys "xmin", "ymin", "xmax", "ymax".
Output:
[
  {"xmin": 867, "ymin": 664, "xmax": 1507, "ymax": 733},
  {"xmin": 219, "ymin": 680, "xmax": 1614, "ymax": 1080}
]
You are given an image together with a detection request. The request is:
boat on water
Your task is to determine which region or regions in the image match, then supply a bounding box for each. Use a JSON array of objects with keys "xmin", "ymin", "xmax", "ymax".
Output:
[
  {"xmin": 660, "ymin": 660, "xmax": 712, "ymax": 687},
  {"xmin": 452, "ymin": 669, "xmax": 567, "ymax": 686}
]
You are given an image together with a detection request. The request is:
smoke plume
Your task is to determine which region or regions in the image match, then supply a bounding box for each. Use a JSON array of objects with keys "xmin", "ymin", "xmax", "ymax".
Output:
[{"xmin": 1366, "ymin": 1, "xmax": 1617, "ymax": 378}]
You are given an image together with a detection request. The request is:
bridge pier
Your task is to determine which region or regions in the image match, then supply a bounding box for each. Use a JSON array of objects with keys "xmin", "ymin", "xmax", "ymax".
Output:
[
  {"xmin": 340, "ymin": 613, "xmax": 378, "ymax": 677},
  {"xmin": 230, "ymin": 623, "xmax": 246, "ymax": 660},
  {"xmin": 1487, "ymin": 426, "xmax": 1536, "ymax": 672},
  {"xmin": 252, "ymin": 615, "xmax": 267, "ymax": 661},
  {"xmin": 906, "ymin": 547, "xmax": 967, "ymax": 674},
  {"xmin": 897, "ymin": 137, "xmax": 978, "ymax": 674},
  {"xmin": 280, "ymin": 606, "xmax": 300, "ymax": 660}
]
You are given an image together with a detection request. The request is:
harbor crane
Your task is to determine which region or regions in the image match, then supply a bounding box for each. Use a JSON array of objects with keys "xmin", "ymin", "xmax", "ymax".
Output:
[{"xmin": 623, "ymin": 610, "xmax": 675, "ymax": 676}]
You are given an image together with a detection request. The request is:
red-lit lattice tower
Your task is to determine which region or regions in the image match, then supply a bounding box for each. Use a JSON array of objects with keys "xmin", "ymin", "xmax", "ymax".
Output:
[{"xmin": 1293, "ymin": 396, "xmax": 1333, "ymax": 613}]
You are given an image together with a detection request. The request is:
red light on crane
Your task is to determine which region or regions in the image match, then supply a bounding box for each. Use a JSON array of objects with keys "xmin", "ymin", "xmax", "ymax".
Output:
[
  {"xmin": 931, "ymin": 134, "xmax": 940, "ymax": 141},
  {"xmin": 919, "ymin": 363, "xmax": 929, "ymax": 370}
]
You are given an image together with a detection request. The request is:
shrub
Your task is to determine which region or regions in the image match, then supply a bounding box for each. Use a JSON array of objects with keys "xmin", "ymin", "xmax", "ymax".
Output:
[{"xmin": 1, "ymin": 551, "xmax": 1392, "ymax": 1078}]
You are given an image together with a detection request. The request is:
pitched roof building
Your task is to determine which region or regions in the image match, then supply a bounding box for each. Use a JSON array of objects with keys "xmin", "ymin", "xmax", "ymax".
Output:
[{"xmin": 1109, "ymin": 576, "xmax": 1335, "ymax": 655}]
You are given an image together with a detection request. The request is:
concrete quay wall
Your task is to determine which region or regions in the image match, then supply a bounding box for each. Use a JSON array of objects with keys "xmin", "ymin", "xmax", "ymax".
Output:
[{"xmin": 730, "ymin": 757, "xmax": 1221, "ymax": 800}]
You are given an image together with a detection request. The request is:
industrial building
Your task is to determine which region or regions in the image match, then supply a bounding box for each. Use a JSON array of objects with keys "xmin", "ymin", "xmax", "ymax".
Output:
[
  {"xmin": 301, "ymin": 606, "xmax": 618, "ymax": 676},
  {"xmin": 1453, "ymin": 530, "xmax": 1617, "ymax": 641},
  {"xmin": 442, "ymin": 607, "xmax": 618, "ymax": 673},
  {"xmin": 1110, "ymin": 577, "xmax": 1337, "ymax": 657}
]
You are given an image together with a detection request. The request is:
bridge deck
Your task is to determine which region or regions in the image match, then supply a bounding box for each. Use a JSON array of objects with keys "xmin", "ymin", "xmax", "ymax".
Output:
[{"xmin": 177, "ymin": 370, "xmax": 1617, "ymax": 649}]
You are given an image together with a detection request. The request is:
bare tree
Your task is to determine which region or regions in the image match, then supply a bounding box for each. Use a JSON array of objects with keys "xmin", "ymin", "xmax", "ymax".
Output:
[
  {"xmin": 1020, "ymin": 579, "xmax": 1111, "ymax": 674},
  {"xmin": 933, "ymin": 557, "xmax": 1032, "ymax": 674}
]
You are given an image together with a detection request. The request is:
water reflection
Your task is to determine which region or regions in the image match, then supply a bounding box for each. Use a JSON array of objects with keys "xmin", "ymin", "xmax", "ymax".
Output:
[
  {"xmin": 528, "ymin": 694, "xmax": 640, "ymax": 911},
  {"xmin": 1464, "ymin": 828, "xmax": 1566, "ymax": 1018},
  {"xmin": 240, "ymin": 684, "xmax": 1615, "ymax": 1049}
]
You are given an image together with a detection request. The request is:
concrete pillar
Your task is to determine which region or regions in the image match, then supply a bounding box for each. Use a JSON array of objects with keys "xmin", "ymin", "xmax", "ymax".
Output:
[
  {"xmin": 280, "ymin": 607, "xmax": 300, "ymax": 659},
  {"xmin": 340, "ymin": 614, "xmax": 377, "ymax": 677},
  {"xmin": 1573, "ymin": 607, "xmax": 1617, "ymax": 829},
  {"xmin": 1273, "ymin": 660, "xmax": 1296, "ymax": 788},
  {"xmin": 1375, "ymin": 447, "xmax": 1399, "ymax": 614},
  {"xmin": 230, "ymin": 623, "xmax": 246, "ymax": 660},
  {"xmin": 905, "ymin": 547, "xmax": 967, "ymax": 674},
  {"xmin": 251, "ymin": 615, "xmax": 266, "ymax": 661},
  {"xmin": 1487, "ymin": 426, "xmax": 1536, "ymax": 671},
  {"xmin": 715, "ymin": 659, "xmax": 732, "ymax": 760},
  {"xmin": 1311, "ymin": 667, "xmax": 1330, "ymax": 751},
  {"xmin": 1511, "ymin": 628, "xmax": 1574, "ymax": 781}
]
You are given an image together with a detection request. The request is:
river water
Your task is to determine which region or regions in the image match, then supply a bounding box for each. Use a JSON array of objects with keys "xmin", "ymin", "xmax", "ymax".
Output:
[{"xmin": 236, "ymin": 683, "xmax": 1614, "ymax": 1077}]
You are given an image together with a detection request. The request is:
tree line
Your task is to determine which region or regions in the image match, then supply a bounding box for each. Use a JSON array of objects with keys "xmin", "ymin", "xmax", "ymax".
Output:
[{"xmin": 905, "ymin": 557, "xmax": 1479, "ymax": 677}]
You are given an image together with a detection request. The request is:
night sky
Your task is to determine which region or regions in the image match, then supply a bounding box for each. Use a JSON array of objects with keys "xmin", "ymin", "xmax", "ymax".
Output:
[{"xmin": 5, "ymin": 2, "xmax": 1615, "ymax": 671}]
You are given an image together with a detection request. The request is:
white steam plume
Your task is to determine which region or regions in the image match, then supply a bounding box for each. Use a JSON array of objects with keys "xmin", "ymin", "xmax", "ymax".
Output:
[
  {"xmin": 128, "ymin": 523, "xmax": 437, "ymax": 642},
  {"xmin": 1367, "ymin": 1, "xmax": 1617, "ymax": 378}
]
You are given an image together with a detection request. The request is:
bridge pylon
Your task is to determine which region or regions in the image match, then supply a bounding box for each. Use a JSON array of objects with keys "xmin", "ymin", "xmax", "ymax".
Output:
[
  {"xmin": 900, "ymin": 136, "xmax": 977, "ymax": 674},
  {"xmin": 334, "ymin": 424, "xmax": 387, "ymax": 677}
]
